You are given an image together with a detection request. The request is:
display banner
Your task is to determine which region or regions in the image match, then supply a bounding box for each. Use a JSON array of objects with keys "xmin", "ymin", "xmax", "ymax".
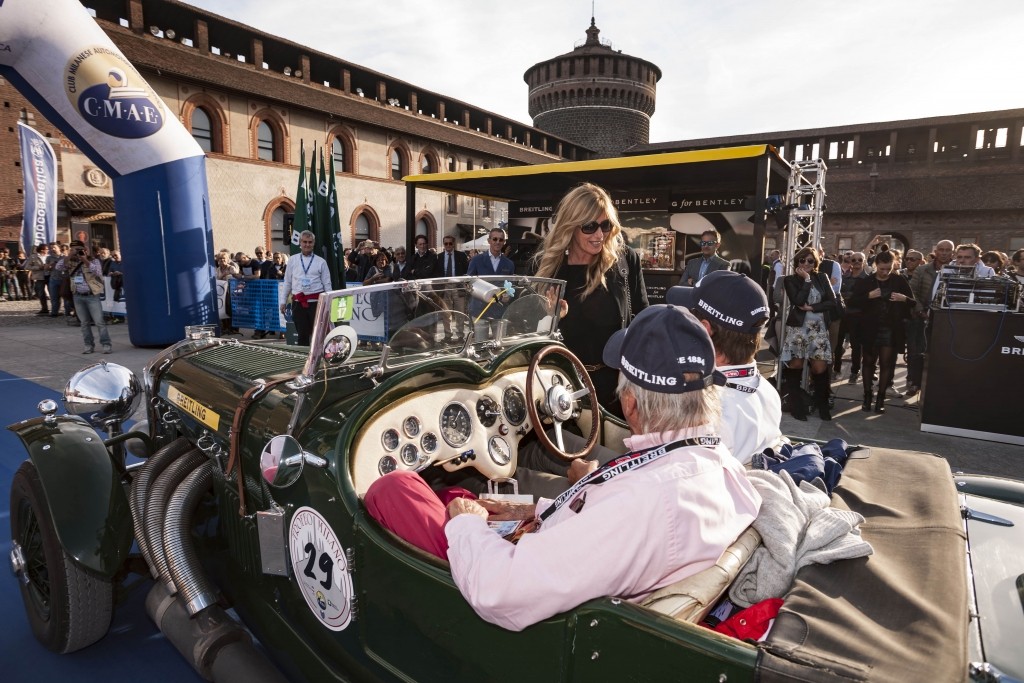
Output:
[
  {"xmin": 669, "ymin": 194, "xmax": 750, "ymax": 213},
  {"xmin": 611, "ymin": 190, "xmax": 668, "ymax": 213},
  {"xmin": 0, "ymin": 0, "xmax": 203, "ymax": 177},
  {"xmin": 17, "ymin": 122, "xmax": 57, "ymax": 249}
]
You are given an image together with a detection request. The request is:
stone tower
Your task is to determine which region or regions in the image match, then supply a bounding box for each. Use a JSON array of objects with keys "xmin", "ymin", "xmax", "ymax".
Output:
[{"xmin": 524, "ymin": 17, "xmax": 661, "ymax": 158}]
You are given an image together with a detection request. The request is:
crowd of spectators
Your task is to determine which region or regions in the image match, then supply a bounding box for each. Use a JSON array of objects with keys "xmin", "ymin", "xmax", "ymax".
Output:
[
  {"xmin": 762, "ymin": 236, "xmax": 1021, "ymax": 413},
  {"xmin": 1, "ymin": 240, "xmax": 123, "ymax": 322}
]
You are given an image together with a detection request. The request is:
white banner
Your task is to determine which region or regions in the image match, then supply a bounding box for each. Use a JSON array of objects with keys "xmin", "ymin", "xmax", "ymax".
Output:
[{"xmin": 0, "ymin": 0, "xmax": 203, "ymax": 176}]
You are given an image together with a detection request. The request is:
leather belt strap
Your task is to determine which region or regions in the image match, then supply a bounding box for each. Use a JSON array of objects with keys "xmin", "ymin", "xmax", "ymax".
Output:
[{"xmin": 228, "ymin": 378, "xmax": 291, "ymax": 516}]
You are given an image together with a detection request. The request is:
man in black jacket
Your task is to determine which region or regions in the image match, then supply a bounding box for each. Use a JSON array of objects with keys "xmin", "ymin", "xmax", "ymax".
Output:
[{"xmin": 408, "ymin": 235, "xmax": 437, "ymax": 280}]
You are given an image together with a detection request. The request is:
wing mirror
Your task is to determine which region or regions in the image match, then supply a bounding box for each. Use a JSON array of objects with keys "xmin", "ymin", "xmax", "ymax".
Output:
[{"xmin": 259, "ymin": 435, "xmax": 327, "ymax": 488}]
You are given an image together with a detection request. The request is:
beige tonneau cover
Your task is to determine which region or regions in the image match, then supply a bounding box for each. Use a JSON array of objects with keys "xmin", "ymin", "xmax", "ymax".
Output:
[{"xmin": 758, "ymin": 448, "xmax": 969, "ymax": 682}]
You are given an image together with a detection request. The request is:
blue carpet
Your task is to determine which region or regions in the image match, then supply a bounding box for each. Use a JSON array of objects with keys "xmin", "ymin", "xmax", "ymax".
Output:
[{"xmin": 0, "ymin": 371, "xmax": 201, "ymax": 682}]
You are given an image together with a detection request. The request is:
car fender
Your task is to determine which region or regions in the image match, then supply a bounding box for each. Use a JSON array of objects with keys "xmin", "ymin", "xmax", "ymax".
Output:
[
  {"xmin": 955, "ymin": 473, "xmax": 1024, "ymax": 506},
  {"xmin": 7, "ymin": 415, "xmax": 133, "ymax": 578}
]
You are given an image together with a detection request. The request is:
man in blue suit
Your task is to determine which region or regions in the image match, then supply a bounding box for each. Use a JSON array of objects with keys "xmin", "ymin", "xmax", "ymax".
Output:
[
  {"xmin": 467, "ymin": 228, "xmax": 515, "ymax": 277},
  {"xmin": 680, "ymin": 229, "xmax": 730, "ymax": 285},
  {"xmin": 467, "ymin": 228, "xmax": 515, "ymax": 323}
]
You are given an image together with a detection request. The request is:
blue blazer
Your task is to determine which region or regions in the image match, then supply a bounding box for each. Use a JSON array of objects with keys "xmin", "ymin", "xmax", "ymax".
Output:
[{"xmin": 467, "ymin": 252, "xmax": 515, "ymax": 277}]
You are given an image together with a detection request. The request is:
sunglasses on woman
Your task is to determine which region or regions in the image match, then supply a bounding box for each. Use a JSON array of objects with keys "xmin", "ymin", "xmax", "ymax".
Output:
[
  {"xmin": 798, "ymin": 257, "xmax": 817, "ymax": 265},
  {"xmin": 580, "ymin": 219, "xmax": 611, "ymax": 234}
]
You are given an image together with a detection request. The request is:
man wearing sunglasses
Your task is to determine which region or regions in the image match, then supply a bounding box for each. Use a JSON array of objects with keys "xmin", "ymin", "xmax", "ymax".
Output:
[
  {"xmin": 467, "ymin": 228, "xmax": 515, "ymax": 278},
  {"xmin": 680, "ymin": 229, "xmax": 729, "ymax": 286}
]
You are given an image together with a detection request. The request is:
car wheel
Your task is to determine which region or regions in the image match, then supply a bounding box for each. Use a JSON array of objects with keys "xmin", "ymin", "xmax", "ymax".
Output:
[{"xmin": 9, "ymin": 461, "xmax": 113, "ymax": 653}]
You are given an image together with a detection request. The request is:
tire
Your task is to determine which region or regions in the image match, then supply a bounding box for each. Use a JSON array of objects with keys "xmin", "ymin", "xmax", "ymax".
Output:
[{"xmin": 9, "ymin": 461, "xmax": 113, "ymax": 653}]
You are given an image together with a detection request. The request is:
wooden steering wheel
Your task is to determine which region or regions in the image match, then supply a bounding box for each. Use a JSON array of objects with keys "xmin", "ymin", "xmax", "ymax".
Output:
[{"xmin": 525, "ymin": 345, "xmax": 600, "ymax": 461}]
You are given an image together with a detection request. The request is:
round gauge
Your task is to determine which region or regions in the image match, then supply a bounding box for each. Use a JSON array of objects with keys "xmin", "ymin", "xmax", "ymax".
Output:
[
  {"xmin": 502, "ymin": 386, "xmax": 527, "ymax": 426},
  {"xmin": 476, "ymin": 396, "xmax": 499, "ymax": 428},
  {"xmin": 378, "ymin": 455, "xmax": 397, "ymax": 476},
  {"xmin": 488, "ymin": 436, "xmax": 511, "ymax": 466},
  {"xmin": 403, "ymin": 416, "xmax": 421, "ymax": 438},
  {"xmin": 440, "ymin": 402, "xmax": 472, "ymax": 448},
  {"xmin": 420, "ymin": 432, "xmax": 438, "ymax": 454},
  {"xmin": 400, "ymin": 443, "xmax": 419, "ymax": 466},
  {"xmin": 381, "ymin": 428, "xmax": 400, "ymax": 452}
]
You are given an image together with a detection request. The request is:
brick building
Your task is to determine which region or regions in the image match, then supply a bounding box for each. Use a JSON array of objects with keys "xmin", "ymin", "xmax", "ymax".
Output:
[
  {"xmin": 633, "ymin": 111, "xmax": 1024, "ymax": 258},
  {"xmin": 525, "ymin": 18, "xmax": 660, "ymax": 159},
  {"xmin": 0, "ymin": 0, "xmax": 591, "ymax": 255}
]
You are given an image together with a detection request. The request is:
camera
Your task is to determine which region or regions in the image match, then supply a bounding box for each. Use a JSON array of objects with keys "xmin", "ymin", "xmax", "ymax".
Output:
[{"xmin": 75, "ymin": 248, "xmax": 87, "ymax": 257}]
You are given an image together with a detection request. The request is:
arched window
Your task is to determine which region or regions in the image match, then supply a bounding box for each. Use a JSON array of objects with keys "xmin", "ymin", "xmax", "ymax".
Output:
[
  {"xmin": 191, "ymin": 107, "xmax": 213, "ymax": 152},
  {"xmin": 415, "ymin": 217, "xmax": 429, "ymax": 240},
  {"xmin": 332, "ymin": 137, "xmax": 345, "ymax": 169},
  {"xmin": 446, "ymin": 155, "xmax": 457, "ymax": 172},
  {"xmin": 263, "ymin": 197, "xmax": 295, "ymax": 252},
  {"xmin": 354, "ymin": 212, "xmax": 371, "ymax": 242},
  {"xmin": 270, "ymin": 206, "xmax": 288, "ymax": 251},
  {"xmin": 390, "ymin": 148, "xmax": 405, "ymax": 180},
  {"xmin": 182, "ymin": 94, "xmax": 227, "ymax": 154},
  {"xmin": 257, "ymin": 121, "xmax": 275, "ymax": 161},
  {"xmin": 421, "ymin": 154, "xmax": 435, "ymax": 174},
  {"xmin": 251, "ymin": 109, "xmax": 286, "ymax": 163},
  {"xmin": 328, "ymin": 126, "xmax": 356, "ymax": 174}
]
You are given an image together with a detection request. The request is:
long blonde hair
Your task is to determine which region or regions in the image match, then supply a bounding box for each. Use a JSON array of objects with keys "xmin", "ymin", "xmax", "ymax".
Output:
[{"xmin": 533, "ymin": 183, "xmax": 624, "ymax": 299}]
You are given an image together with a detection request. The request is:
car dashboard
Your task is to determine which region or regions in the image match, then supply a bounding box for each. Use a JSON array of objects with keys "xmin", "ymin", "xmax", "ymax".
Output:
[{"xmin": 350, "ymin": 367, "xmax": 570, "ymax": 495}]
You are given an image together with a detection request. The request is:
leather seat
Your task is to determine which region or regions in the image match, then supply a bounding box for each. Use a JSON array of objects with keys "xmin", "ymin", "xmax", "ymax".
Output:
[{"xmin": 641, "ymin": 526, "xmax": 762, "ymax": 623}]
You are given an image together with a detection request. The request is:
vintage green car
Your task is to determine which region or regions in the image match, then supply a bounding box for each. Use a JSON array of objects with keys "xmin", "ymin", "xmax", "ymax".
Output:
[{"xmin": 8, "ymin": 275, "xmax": 1024, "ymax": 683}]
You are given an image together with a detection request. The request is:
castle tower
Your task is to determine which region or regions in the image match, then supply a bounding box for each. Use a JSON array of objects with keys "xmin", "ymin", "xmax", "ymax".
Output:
[{"xmin": 524, "ymin": 17, "xmax": 661, "ymax": 158}]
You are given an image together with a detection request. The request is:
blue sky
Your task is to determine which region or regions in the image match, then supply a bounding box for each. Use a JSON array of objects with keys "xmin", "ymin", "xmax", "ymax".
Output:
[{"xmin": 183, "ymin": 0, "xmax": 1022, "ymax": 142}]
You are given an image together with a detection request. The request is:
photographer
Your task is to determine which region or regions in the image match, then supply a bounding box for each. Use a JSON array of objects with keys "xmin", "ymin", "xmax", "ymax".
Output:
[{"xmin": 59, "ymin": 241, "xmax": 111, "ymax": 354}]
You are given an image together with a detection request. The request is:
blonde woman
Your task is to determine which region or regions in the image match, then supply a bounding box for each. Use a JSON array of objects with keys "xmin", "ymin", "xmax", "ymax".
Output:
[{"xmin": 533, "ymin": 183, "xmax": 647, "ymax": 415}]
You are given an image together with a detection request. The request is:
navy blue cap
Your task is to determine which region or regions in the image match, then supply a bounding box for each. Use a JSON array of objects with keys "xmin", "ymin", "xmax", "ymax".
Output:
[
  {"xmin": 666, "ymin": 270, "xmax": 769, "ymax": 334},
  {"xmin": 603, "ymin": 305, "xmax": 725, "ymax": 394}
]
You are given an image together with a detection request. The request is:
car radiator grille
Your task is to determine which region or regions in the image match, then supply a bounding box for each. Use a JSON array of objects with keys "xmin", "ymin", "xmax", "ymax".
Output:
[{"xmin": 189, "ymin": 343, "xmax": 307, "ymax": 381}]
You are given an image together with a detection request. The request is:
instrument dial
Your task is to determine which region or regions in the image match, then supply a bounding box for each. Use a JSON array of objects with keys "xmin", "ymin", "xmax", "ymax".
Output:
[
  {"xmin": 476, "ymin": 396, "xmax": 499, "ymax": 427},
  {"xmin": 378, "ymin": 455, "xmax": 397, "ymax": 476},
  {"xmin": 381, "ymin": 429, "xmax": 400, "ymax": 452},
  {"xmin": 400, "ymin": 443, "xmax": 419, "ymax": 466},
  {"xmin": 488, "ymin": 436, "xmax": 511, "ymax": 466},
  {"xmin": 502, "ymin": 386, "xmax": 527, "ymax": 426},
  {"xmin": 440, "ymin": 402, "xmax": 472, "ymax": 448},
  {"xmin": 421, "ymin": 432, "xmax": 438, "ymax": 454},
  {"xmin": 403, "ymin": 416, "xmax": 421, "ymax": 438}
]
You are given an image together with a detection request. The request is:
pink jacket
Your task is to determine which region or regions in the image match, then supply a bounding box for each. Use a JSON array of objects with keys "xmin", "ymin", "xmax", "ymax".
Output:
[{"xmin": 446, "ymin": 426, "xmax": 761, "ymax": 631}]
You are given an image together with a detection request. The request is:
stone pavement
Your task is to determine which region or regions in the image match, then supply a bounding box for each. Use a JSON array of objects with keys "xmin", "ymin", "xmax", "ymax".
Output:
[{"xmin": 1, "ymin": 297, "xmax": 1019, "ymax": 480}]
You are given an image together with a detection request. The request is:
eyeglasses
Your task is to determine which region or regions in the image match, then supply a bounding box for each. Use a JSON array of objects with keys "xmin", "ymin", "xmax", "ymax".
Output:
[
  {"xmin": 490, "ymin": 237, "xmax": 506, "ymax": 243},
  {"xmin": 580, "ymin": 219, "xmax": 611, "ymax": 234},
  {"xmin": 443, "ymin": 241, "xmax": 454, "ymax": 246},
  {"xmin": 700, "ymin": 240, "xmax": 719, "ymax": 247},
  {"xmin": 798, "ymin": 257, "xmax": 817, "ymax": 265},
  {"xmin": 851, "ymin": 258, "xmax": 864, "ymax": 263}
]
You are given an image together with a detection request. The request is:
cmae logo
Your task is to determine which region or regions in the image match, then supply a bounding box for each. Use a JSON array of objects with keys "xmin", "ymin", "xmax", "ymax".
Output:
[{"xmin": 65, "ymin": 47, "xmax": 163, "ymax": 139}]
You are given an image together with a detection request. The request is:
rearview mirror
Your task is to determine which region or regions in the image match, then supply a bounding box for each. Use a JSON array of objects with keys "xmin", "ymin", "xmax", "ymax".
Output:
[{"xmin": 259, "ymin": 435, "xmax": 326, "ymax": 487}]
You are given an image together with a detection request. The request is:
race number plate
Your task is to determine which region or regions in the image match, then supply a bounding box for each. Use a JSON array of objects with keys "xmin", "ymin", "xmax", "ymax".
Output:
[{"xmin": 289, "ymin": 506, "xmax": 354, "ymax": 631}]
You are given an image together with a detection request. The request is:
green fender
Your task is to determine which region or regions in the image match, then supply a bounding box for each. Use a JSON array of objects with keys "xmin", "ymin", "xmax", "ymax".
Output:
[{"xmin": 7, "ymin": 415, "xmax": 133, "ymax": 578}]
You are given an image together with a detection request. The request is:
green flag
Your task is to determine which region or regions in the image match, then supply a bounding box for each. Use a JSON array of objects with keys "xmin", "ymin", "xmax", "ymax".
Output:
[
  {"xmin": 313, "ymin": 147, "xmax": 338, "ymax": 288},
  {"xmin": 290, "ymin": 141, "xmax": 308, "ymax": 254},
  {"xmin": 305, "ymin": 142, "xmax": 317, "ymax": 249},
  {"xmin": 327, "ymin": 151, "xmax": 346, "ymax": 289}
]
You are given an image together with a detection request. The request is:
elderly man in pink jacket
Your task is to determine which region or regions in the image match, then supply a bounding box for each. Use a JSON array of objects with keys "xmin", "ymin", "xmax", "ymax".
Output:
[{"xmin": 366, "ymin": 304, "xmax": 761, "ymax": 631}]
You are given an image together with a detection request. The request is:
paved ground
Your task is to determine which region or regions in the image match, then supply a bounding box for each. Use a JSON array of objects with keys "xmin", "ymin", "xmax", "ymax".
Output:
[{"xmin": 1, "ymin": 297, "xmax": 1020, "ymax": 479}]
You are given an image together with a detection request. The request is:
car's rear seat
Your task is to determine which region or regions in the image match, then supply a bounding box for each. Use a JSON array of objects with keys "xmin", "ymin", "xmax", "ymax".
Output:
[{"xmin": 641, "ymin": 526, "xmax": 762, "ymax": 623}]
